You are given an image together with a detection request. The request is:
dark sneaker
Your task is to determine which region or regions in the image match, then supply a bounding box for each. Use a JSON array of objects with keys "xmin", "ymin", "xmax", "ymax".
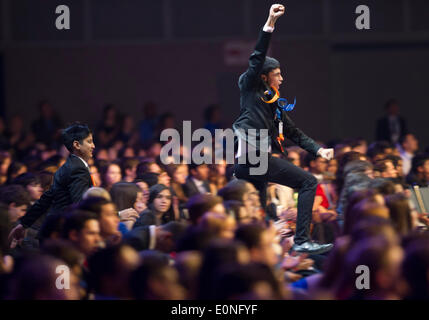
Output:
[{"xmin": 292, "ymin": 241, "xmax": 333, "ymax": 255}]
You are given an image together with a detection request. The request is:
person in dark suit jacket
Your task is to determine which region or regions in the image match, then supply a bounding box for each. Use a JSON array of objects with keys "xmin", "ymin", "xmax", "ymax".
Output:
[
  {"xmin": 8, "ymin": 123, "xmax": 95, "ymax": 244},
  {"xmin": 376, "ymin": 99, "xmax": 408, "ymax": 144},
  {"xmin": 182, "ymin": 162, "xmax": 211, "ymax": 198},
  {"xmin": 232, "ymin": 5, "xmax": 333, "ymax": 254}
]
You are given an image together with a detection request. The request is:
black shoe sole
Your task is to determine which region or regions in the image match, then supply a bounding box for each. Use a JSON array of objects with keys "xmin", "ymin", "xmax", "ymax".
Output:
[{"xmin": 292, "ymin": 245, "xmax": 333, "ymax": 255}]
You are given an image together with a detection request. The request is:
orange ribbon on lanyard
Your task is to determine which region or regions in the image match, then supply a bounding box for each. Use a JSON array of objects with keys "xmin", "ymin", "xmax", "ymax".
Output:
[{"xmin": 90, "ymin": 174, "xmax": 97, "ymax": 187}]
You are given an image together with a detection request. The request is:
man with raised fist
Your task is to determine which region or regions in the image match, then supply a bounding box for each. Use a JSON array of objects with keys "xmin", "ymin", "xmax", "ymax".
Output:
[{"xmin": 233, "ymin": 4, "xmax": 334, "ymax": 254}]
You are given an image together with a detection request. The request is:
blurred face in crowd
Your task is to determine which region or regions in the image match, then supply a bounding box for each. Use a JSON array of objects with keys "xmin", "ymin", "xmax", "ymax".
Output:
[
  {"xmin": 211, "ymin": 202, "xmax": 226, "ymax": 215},
  {"xmin": 149, "ymin": 163, "xmax": 161, "ymax": 174},
  {"xmin": 376, "ymin": 245, "xmax": 404, "ymax": 296},
  {"xmin": 134, "ymin": 191, "xmax": 146, "ymax": 212},
  {"xmin": 13, "ymin": 165, "xmax": 27, "ymax": 179},
  {"xmin": 221, "ymin": 215, "xmax": 237, "ymax": 240},
  {"xmin": 418, "ymin": 160, "xmax": 429, "ymax": 181},
  {"xmin": 327, "ymin": 158, "xmax": 338, "ymax": 175},
  {"xmin": 311, "ymin": 157, "xmax": 328, "ymax": 174},
  {"xmin": 148, "ymin": 143, "xmax": 162, "ymax": 158},
  {"xmin": 90, "ymin": 165, "xmax": 102, "ymax": 187},
  {"xmin": 74, "ymin": 134, "xmax": 95, "ymax": 162},
  {"xmin": 136, "ymin": 181, "xmax": 149, "ymax": 203},
  {"xmin": 191, "ymin": 164, "xmax": 209, "ymax": 181},
  {"xmin": 237, "ymin": 206, "xmax": 253, "ymax": 224},
  {"xmin": 0, "ymin": 156, "xmax": 11, "ymax": 175},
  {"xmin": 99, "ymin": 203, "xmax": 120, "ymax": 238},
  {"xmin": 96, "ymin": 149, "xmax": 109, "ymax": 161},
  {"xmin": 173, "ymin": 164, "xmax": 188, "ymax": 184},
  {"xmin": 381, "ymin": 160, "xmax": 397, "ymax": 179},
  {"xmin": 149, "ymin": 266, "xmax": 186, "ymax": 300},
  {"xmin": 153, "ymin": 189, "xmax": 172, "ymax": 213},
  {"xmin": 250, "ymin": 229, "xmax": 278, "ymax": 267},
  {"xmin": 69, "ymin": 219, "xmax": 102, "ymax": 257},
  {"xmin": 125, "ymin": 165, "xmax": 137, "ymax": 181},
  {"xmin": 158, "ymin": 171, "xmax": 171, "ymax": 187},
  {"xmin": 352, "ymin": 142, "xmax": 368, "ymax": 155},
  {"xmin": 113, "ymin": 245, "xmax": 140, "ymax": 297},
  {"xmin": 8, "ymin": 203, "xmax": 28, "ymax": 223},
  {"xmin": 245, "ymin": 182, "xmax": 260, "ymax": 209},
  {"xmin": 402, "ymin": 134, "xmax": 418, "ymax": 153},
  {"xmin": 26, "ymin": 182, "xmax": 43, "ymax": 201},
  {"xmin": 287, "ymin": 151, "xmax": 300, "ymax": 167},
  {"xmin": 396, "ymin": 159, "xmax": 404, "ymax": 177},
  {"xmin": 123, "ymin": 147, "xmax": 135, "ymax": 158},
  {"xmin": 384, "ymin": 147, "xmax": 394, "ymax": 155},
  {"xmin": 105, "ymin": 164, "xmax": 122, "ymax": 186},
  {"xmin": 215, "ymin": 160, "xmax": 227, "ymax": 176}
]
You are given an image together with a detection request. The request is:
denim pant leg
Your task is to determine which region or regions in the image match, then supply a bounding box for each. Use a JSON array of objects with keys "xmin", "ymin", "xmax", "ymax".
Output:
[{"xmin": 265, "ymin": 156, "xmax": 318, "ymax": 245}]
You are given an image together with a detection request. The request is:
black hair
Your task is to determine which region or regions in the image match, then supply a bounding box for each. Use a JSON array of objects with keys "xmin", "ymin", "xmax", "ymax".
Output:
[
  {"xmin": 41, "ymin": 239, "xmax": 83, "ymax": 269},
  {"xmin": 135, "ymin": 172, "xmax": 159, "ymax": 188},
  {"xmin": 61, "ymin": 123, "xmax": 92, "ymax": 153},
  {"xmin": 61, "ymin": 210, "xmax": 98, "ymax": 239},
  {"xmin": 367, "ymin": 141, "xmax": 392, "ymax": 159},
  {"xmin": 110, "ymin": 182, "xmax": 140, "ymax": 211},
  {"xmin": 368, "ymin": 178, "xmax": 396, "ymax": 196},
  {"xmin": 38, "ymin": 213, "xmax": 67, "ymax": 246},
  {"xmin": 130, "ymin": 260, "xmax": 170, "ymax": 299},
  {"xmin": 88, "ymin": 244, "xmax": 129, "ymax": 294},
  {"xmin": 261, "ymin": 56, "xmax": 281, "ymax": 75},
  {"xmin": 78, "ymin": 196, "xmax": 113, "ymax": 218},
  {"xmin": 402, "ymin": 242, "xmax": 429, "ymax": 299},
  {"xmin": 197, "ymin": 240, "xmax": 247, "ymax": 299},
  {"xmin": 0, "ymin": 184, "xmax": 31, "ymax": 207},
  {"xmin": 148, "ymin": 184, "xmax": 170, "ymax": 205},
  {"xmin": 410, "ymin": 153, "xmax": 429, "ymax": 174},
  {"xmin": 398, "ymin": 133, "xmax": 415, "ymax": 146},
  {"xmin": 188, "ymin": 160, "xmax": 208, "ymax": 172},
  {"xmin": 214, "ymin": 262, "xmax": 282, "ymax": 299},
  {"xmin": 303, "ymin": 152, "xmax": 320, "ymax": 168},
  {"xmin": 6, "ymin": 161, "xmax": 27, "ymax": 185},
  {"xmin": 120, "ymin": 157, "xmax": 139, "ymax": 176},
  {"xmin": 234, "ymin": 223, "xmax": 265, "ymax": 250},
  {"xmin": 186, "ymin": 193, "xmax": 223, "ymax": 225},
  {"xmin": 217, "ymin": 179, "xmax": 248, "ymax": 202},
  {"xmin": 12, "ymin": 172, "xmax": 40, "ymax": 188},
  {"xmin": 384, "ymin": 154, "xmax": 402, "ymax": 167}
]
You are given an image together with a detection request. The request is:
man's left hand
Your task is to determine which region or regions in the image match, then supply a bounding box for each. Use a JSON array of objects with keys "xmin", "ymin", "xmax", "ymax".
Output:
[{"xmin": 317, "ymin": 148, "xmax": 334, "ymax": 161}]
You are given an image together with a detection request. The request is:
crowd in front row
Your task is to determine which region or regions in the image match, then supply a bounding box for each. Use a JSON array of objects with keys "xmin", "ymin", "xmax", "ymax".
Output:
[{"xmin": 1, "ymin": 101, "xmax": 429, "ymax": 300}]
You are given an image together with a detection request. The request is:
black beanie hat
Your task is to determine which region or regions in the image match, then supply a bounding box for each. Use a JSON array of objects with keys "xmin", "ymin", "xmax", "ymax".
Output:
[{"xmin": 261, "ymin": 56, "xmax": 281, "ymax": 75}]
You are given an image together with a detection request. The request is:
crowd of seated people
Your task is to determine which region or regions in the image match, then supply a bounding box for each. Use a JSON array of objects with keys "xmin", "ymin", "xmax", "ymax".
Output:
[{"xmin": 1, "ymin": 101, "xmax": 429, "ymax": 300}]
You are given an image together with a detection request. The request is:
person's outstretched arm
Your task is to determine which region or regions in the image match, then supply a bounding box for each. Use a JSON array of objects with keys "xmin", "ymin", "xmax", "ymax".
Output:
[
  {"xmin": 8, "ymin": 187, "xmax": 54, "ymax": 246},
  {"xmin": 238, "ymin": 4, "xmax": 285, "ymax": 91},
  {"xmin": 282, "ymin": 113, "xmax": 333, "ymax": 160}
]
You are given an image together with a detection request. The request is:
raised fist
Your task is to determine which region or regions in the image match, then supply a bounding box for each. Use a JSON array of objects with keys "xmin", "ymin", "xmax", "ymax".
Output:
[{"xmin": 269, "ymin": 4, "xmax": 285, "ymax": 19}]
